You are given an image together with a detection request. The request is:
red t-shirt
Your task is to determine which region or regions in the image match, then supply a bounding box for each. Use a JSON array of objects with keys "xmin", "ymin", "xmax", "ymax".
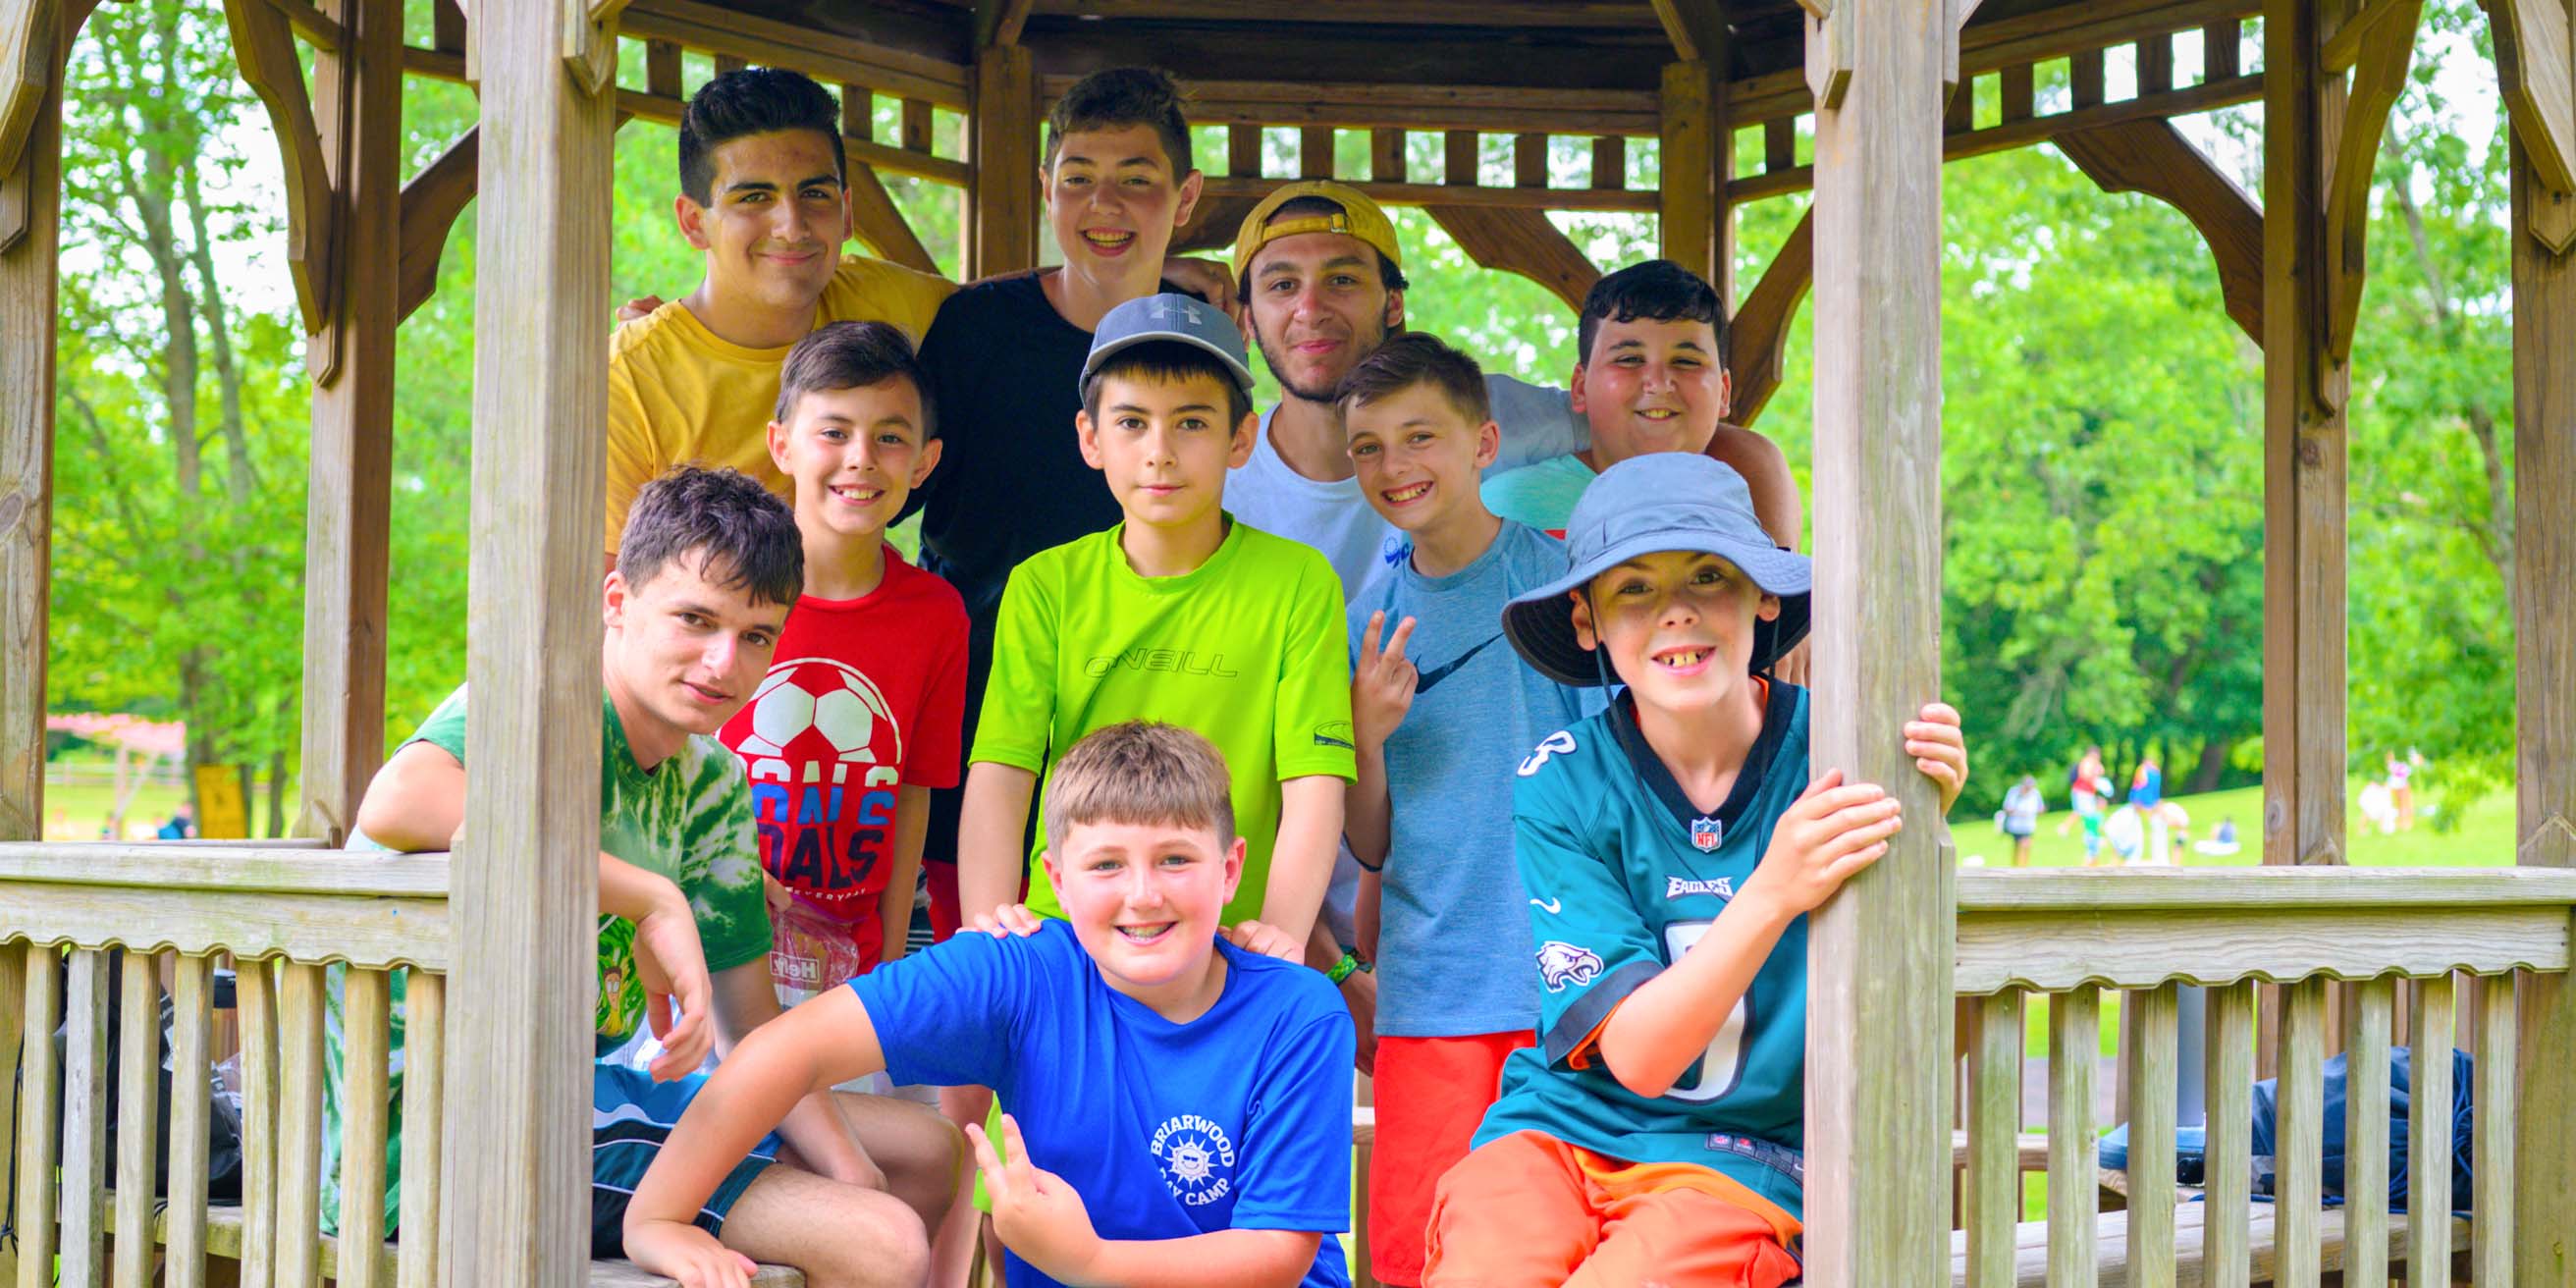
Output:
[{"xmin": 719, "ymin": 552, "xmax": 969, "ymax": 990}]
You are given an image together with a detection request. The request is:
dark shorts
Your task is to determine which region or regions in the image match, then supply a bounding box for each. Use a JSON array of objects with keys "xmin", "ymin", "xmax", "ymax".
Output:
[{"xmin": 590, "ymin": 1063, "xmax": 781, "ymax": 1258}]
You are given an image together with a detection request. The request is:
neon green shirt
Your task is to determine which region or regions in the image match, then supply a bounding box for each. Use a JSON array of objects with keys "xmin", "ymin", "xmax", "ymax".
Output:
[{"xmin": 973, "ymin": 518, "xmax": 1358, "ymax": 925}]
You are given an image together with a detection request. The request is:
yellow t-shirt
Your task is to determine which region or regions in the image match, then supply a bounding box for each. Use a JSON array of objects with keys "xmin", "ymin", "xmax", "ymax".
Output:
[{"xmin": 604, "ymin": 254, "xmax": 956, "ymax": 553}]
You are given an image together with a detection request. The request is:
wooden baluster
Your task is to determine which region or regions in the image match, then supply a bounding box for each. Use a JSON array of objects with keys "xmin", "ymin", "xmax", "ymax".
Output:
[
  {"xmin": 1299, "ymin": 127, "xmax": 1333, "ymax": 181},
  {"xmin": 337, "ymin": 970, "xmax": 392, "ymax": 1288},
  {"xmin": 19, "ymin": 946, "xmax": 62, "ymax": 1288},
  {"xmin": 1965, "ymin": 991, "xmax": 2022, "ymax": 1288},
  {"xmin": 1944, "ymin": 75, "xmax": 1974, "ymax": 136},
  {"xmin": 1591, "ymin": 134, "xmax": 1625, "ymax": 190},
  {"xmin": 2406, "ymin": 972, "xmax": 2455, "ymax": 1283},
  {"xmin": 113, "ymin": 952, "xmax": 162, "ymax": 1288},
  {"xmin": 0, "ymin": 941, "xmax": 25, "ymax": 1288},
  {"xmin": 2473, "ymin": 972, "xmax": 2514, "ymax": 1284},
  {"xmin": 2001, "ymin": 64, "xmax": 2035, "ymax": 123},
  {"xmin": 2125, "ymin": 985, "xmax": 2178, "ymax": 1288},
  {"xmin": 397, "ymin": 972, "xmax": 445, "ymax": 1288},
  {"xmin": 2204, "ymin": 20, "xmax": 2242, "ymax": 80},
  {"xmin": 644, "ymin": 41, "xmax": 681, "ymax": 101},
  {"xmin": 712, "ymin": 53, "xmax": 745, "ymax": 77},
  {"xmin": 2344, "ymin": 977, "xmax": 2394, "ymax": 1288},
  {"xmin": 841, "ymin": 82, "xmax": 871, "ymax": 143},
  {"xmin": 63, "ymin": 948, "xmax": 111, "ymax": 1286},
  {"xmin": 2204, "ymin": 981, "xmax": 2255, "ymax": 1288},
  {"xmin": 2071, "ymin": 48, "xmax": 2107, "ymax": 109},
  {"xmin": 1373, "ymin": 130, "xmax": 1405, "ymax": 185},
  {"xmin": 1513, "ymin": 133, "xmax": 1546, "ymax": 188},
  {"xmin": 1443, "ymin": 131, "xmax": 1476, "ymax": 188},
  {"xmin": 2139, "ymin": 32, "xmax": 2175, "ymax": 93},
  {"xmin": 1763, "ymin": 118, "xmax": 1795, "ymax": 174},
  {"xmin": 900, "ymin": 99, "xmax": 932, "ymax": 156},
  {"xmin": 1228, "ymin": 125, "xmax": 1261, "ymax": 179},
  {"xmin": 167, "ymin": 954, "xmax": 214, "ymax": 1288},
  {"xmin": 2049, "ymin": 988, "xmax": 2099, "ymax": 1286},
  {"xmin": 238, "ymin": 958, "xmax": 279, "ymax": 1286},
  {"xmin": 2277, "ymin": 977, "xmax": 2325, "ymax": 1288},
  {"xmin": 276, "ymin": 963, "xmax": 328, "ymax": 1288}
]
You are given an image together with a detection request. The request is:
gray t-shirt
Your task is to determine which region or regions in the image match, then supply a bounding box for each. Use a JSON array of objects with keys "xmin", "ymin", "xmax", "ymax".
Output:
[
  {"xmin": 1228, "ymin": 373, "xmax": 1587, "ymax": 605},
  {"xmin": 1346, "ymin": 521, "xmax": 1605, "ymax": 1037}
]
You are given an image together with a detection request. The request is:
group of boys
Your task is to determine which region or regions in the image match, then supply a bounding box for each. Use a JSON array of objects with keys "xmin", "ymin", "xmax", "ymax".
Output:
[{"xmin": 323, "ymin": 57, "xmax": 1970, "ymax": 1288}]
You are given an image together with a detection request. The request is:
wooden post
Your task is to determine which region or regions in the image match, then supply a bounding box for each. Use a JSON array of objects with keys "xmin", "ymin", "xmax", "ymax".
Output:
[
  {"xmin": 2260, "ymin": 0, "xmax": 2349, "ymax": 880},
  {"xmin": 970, "ymin": 43, "xmax": 1036, "ymax": 279},
  {"xmin": 2510, "ymin": 60, "xmax": 2576, "ymax": 1279},
  {"xmin": 295, "ymin": 0, "xmax": 402, "ymax": 845},
  {"xmin": 0, "ymin": 0, "xmax": 71, "ymax": 847},
  {"xmin": 1658, "ymin": 59, "xmax": 1730, "ymax": 304},
  {"xmin": 445, "ymin": 0, "xmax": 614, "ymax": 1278},
  {"xmin": 1799, "ymin": 2, "xmax": 1952, "ymax": 1283}
]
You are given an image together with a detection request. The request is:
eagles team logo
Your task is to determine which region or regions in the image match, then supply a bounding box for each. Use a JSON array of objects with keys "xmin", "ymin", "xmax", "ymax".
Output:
[
  {"xmin": 1536, "ymin": 940, "xmax": 1604, "ymax": 993},
  {"xmin": 1150, "ymin": 1114, "xmax": 1240, "ymax": 1207},
  {"xmin": 1690, "ymin": 816, "xmax": 1724, "ymax": 851},
  {"xmin": 732, "ymin": 658, "xmax": 905, "ymax": 912}
]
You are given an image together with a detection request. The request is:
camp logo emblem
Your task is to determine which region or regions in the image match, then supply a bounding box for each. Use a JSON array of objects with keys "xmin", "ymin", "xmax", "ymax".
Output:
[
  {"xmin": 1690, "ymin": 817, "xmax": 1724, "ymax": 851},
  {"xmin": 1536, "ymin": 940, "xmax": 1604, "ymax": 993},
  {"xmin": 1150, "ymin": 1114, "xmax": 1239, "ymax": 1208}
]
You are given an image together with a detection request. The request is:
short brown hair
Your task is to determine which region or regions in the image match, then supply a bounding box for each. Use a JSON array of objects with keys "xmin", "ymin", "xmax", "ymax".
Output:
[
  {"xmin": 1333, "ymin": 331, "xmax": 1489, "ymax": 423},
  {"xmin": 775, "ymin": 320, "xmax": 933, "ymax": 434},
  {"xmin": 1042, "ymin": 722, "xmax": 1234, "ymax": 854},
  {"xmin": 1046, "ymin": 67, "xmax": 1192, "ymax": 177}
]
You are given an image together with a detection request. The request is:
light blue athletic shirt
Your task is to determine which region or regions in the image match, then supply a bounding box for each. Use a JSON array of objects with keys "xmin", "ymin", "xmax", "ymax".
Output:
[
  {"xmin": 1347, "ymin": 522, "xmax": 1604, "ymax": 1037},
  {"xmin": 1477, "ymin": 452, "xmax": 1596, "ymax": 534}
]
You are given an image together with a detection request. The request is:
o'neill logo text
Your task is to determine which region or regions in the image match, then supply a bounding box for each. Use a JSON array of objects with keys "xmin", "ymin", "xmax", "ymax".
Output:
[{"xmin": 1084, "ymin": 649, "xmax": 1241, "ymax": 678}]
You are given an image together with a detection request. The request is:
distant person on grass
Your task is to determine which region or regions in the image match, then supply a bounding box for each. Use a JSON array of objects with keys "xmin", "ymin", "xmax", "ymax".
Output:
[{"xmin": 1999, "ymin": 775, "xmax": 2044, "ymax": 867}]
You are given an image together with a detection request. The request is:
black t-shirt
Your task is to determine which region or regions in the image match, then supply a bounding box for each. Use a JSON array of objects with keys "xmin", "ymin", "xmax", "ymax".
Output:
[{"xmin": 911, "ymin": 272, "xmax": 1128, "ymax": 622}]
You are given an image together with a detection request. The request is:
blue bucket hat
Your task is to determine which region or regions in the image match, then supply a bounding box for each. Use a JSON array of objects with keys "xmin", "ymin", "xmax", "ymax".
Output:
[
  {"xmin": 1079, "ymin": 293, "xmax": 1256, "ymax": 399},
  {"xmin": 1501, "ymin": 454, "xmax": 1811, "ymax": 686}
]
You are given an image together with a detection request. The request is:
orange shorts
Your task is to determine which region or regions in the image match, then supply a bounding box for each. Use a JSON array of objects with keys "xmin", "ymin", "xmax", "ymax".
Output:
[
  {"xmin": 1368, "ymin": 1033, "xmax": 1532, "ymax": 1286},
  {"xmin": 1422, "ymin": 1130, "xmax": 1803, "ymax": 1288}
]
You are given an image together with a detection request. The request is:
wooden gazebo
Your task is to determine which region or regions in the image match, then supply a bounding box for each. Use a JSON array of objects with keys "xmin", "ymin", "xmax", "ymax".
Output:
[{"xmin": 3, "ymin": 0, "xmax": 2574, "ymax": 1284}]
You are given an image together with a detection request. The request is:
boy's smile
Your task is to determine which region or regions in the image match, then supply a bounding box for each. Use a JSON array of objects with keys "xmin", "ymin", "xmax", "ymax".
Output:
[
  {"xmin": 1345, "ymin": 383, "xmax": 1499, "ymax": 541},
  {"xmin": 1046, "ymin": 820, "xmax": 1245, "ymax": 1020},
  {"xmin": 767, "ymin": 379, "xmax": 939, "ymax": 546},
  {"xmin": 1572, "ymin": 316, "xmax": 1731, "ymax": 467},
  {"xmin": 1077, "ymin": 372, "xmax": 1254, "ymax": 535}
]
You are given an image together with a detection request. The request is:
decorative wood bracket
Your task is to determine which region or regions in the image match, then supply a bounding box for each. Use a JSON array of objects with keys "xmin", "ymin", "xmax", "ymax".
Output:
[
  {"xmin": 1422, "ymin": 205, "xmax": 1602, "ymax": 313},
  {"xmin": 2524, "ymin": 814, "xmax": 2576, "ymax": 867},
  {"xmin": 2320, "ymin": 0, "xmax": 2423, "ymax": 373},
  {"xmin": 1724, "ymin": 206, "xmax": 1813, "ymax": 428},
  {"xmin": 397, "ymin": 128, "xmax": 477, "ymax": 323},
  {"xmin": 1801, "ymin": 0, "xmax": 1851, "ymax": 111},
  {"xmin": 2057, "ymin": 118, "xmax": 2265, "ymax": 342},
  {"xmin": 564, "ymin": 0, "xmax": 627, "ymax": 97},
  {"xmin": 2495, "ymin": 0, "xmax": 2576, "ymax": 253},
  {"xmin": 846, "ymin": 161, "xmax": 940, "ymax": 275},
  {"xmin": 0, "ymin": 0, "xmax": 62, "ymax": 188},
  {"xmin": 224, "ymin": 0, "xmax": 341, "ymax": 376},
  {"xmin": 1168, "ymin": 193, "xmax": 1261, "ymax": 258}
]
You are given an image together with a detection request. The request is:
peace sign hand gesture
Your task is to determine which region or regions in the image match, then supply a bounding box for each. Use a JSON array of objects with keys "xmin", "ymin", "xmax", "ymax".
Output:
[
  {"xmin": 1352, "ymin": 611, "xmax": 1419, "ymax": 752},
  {"xmin": 971, "ymin": 1112, "xmax": 1104, "ymax": 1283}
]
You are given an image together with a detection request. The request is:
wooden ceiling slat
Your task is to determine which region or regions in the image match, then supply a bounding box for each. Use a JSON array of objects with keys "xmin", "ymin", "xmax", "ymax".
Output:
[
  {"xmin": 1023, "ymin": 0, "xmax": 1660, "ymax": 27},
  {"xmin": 1042, "ymin": 76, "xmax": 1660, "ymax": 136},
  {"xmin": 1201, "ymin": 175, "xmax": 1656, "ymax": 212},
  {"xmin": 620, "ymin": 0, "xmax": 972, "ymax": 108}
]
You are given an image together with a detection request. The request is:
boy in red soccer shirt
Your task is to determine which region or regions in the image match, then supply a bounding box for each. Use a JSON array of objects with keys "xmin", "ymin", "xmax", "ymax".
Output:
[{"xmin": 720, "ymin": 320, "xmax": 969, "ymax": 1009}]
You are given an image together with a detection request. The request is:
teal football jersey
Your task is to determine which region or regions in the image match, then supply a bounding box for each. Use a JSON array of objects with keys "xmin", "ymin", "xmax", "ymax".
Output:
[{"xmin": 1473, "ymin": 684, "xmax": 1814, "ymax": 1219}]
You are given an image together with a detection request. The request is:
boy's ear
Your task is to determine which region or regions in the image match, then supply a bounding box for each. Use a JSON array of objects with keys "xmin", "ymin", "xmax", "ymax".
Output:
[
  {"xmin": 766, "ymin": 419, "xmax": 791, "ymax": 474},
  {"xmin": 602, "ymin": 569, "xmax": 630, "ymax": 631},
  {"xmin": 1226, "ymin": 409, "xmax": 1259, "ymax": 469},
  {"xmin": 674, "ymin": 194, "xmax": 713, "ymax": 252},
  {"xmin": 1218, "ymin": 835, "xmax": 1248, "ymax": 902},
  {"xmin": 1568, "ymin": 359, "xmax": 1589, "ymax": 415},
  {"xmin": 1757, "ymin": 592, "xmax": 1782, "ymax": 623},
  {"xmin": 1075, "ymin": 409, "xmax": 1105, "ymax": 469},
  {"xmin": 911, "ymin": 436, "xmax": 944, "ymax": 487},
  {"xmin": 1382, "ymin": 286, "xmax": 1406, "ymax": 332},
  {"xmin": 1716, "ymin": 367, "xmax": 1734, "ymax": 419},
  {"xmin": 1172, "ymin": 168, "xmax": 1205, "ymax": 229},
  {"xmin": 1569, "ymin": 589, "xmax": 1597, "ymax": 652},
  {"xmin": 1474, "ymin": 419, "xmax": 1501, "ymax": 470}
]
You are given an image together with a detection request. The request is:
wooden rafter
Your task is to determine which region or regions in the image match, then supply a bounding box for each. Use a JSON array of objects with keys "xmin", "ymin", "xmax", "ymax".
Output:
[
  {"xmin": 1422, "ymin": 205, "xmax": 1600, "ymax": 312},
  {"xmin": 977, "ymin": 0, "xmax": 1033, "ymax": 47},
  {"xmin": 2495, "ymin": 0, "xmax": 2576, "ymax": 253},
  {"xmin": 1650, "ymin": 0, "xmax": 1726, "ymax": 66},
  {"xmin": 1723, "ymin": 206, "xmax": 1812, "ymax": 428},
  {"xmin": 2056, "ymin": 118, "xmax": 2264, "ymax": 341},
  {"xmin": 223, "ymin": 0, "xmax": 339, "ymax": 352},
  {"xmin": 396, "ymin": 128, "xmax": 477, "ymax": 323},
  {"xmin": 2321, "ymin": 0, "xmax": 2422, "ymax": 367}
]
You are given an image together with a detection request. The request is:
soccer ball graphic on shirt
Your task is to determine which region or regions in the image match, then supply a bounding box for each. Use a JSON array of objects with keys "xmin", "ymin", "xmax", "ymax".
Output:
[{"xmin": 734, "ymin": 657, "xmax": 903, "ymax": 785}]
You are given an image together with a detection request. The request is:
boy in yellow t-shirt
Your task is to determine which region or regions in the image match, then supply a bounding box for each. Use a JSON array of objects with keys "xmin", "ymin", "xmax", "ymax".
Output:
[
  {"xmin": 958, "ymin": 293, "xmax": 1356, "ymax": 958},
  {"xmin": 606, "ymin": 68, "xmax": 952, "ymax": 555}
]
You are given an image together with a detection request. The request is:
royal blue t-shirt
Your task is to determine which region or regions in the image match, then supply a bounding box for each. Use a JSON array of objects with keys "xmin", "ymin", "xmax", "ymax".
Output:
[{"xmin": 851, "ymin": 922, "xmax": 1356, "ymax": 1288}]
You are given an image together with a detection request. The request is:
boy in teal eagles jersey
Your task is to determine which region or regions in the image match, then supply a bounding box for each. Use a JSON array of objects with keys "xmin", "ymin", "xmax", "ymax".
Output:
[{"xmin": 1422, "ymin": 454, "xmax": 1967, "ymax": 1287}]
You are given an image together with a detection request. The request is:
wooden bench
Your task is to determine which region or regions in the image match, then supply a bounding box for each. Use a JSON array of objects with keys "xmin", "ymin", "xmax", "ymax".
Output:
[{"xmin": 1947, "ymin": 1201, "xmax": 2474, "ymax": 1286}]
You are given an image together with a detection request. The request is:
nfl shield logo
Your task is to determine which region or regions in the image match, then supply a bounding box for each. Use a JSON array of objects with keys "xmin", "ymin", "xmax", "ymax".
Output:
[{"xmin": 1690, "ymin": 817, "xmax": 1723, "ymax": 852}]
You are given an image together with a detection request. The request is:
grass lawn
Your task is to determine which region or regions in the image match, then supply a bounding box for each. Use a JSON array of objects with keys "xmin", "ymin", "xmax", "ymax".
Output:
[{"xmin": 39, "ymin": 775, "xmax": 191, "ymax": 839}]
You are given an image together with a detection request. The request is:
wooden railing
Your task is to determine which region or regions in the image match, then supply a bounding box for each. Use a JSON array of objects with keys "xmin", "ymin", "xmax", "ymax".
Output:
[
  {"xmin": 0, "ymin": 842, "xmax": 448, "ymax": 1288},
  {"xmin": 1950, "ymin": 867, "xmax": 2576, "ymax": 1286}
]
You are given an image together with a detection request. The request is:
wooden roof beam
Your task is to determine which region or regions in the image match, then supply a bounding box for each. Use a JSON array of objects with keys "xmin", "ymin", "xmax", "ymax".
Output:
[
  {"xmin": 1650, "ymin": 0, "xmax": 1727, "ymax": 66},
  {"xmin": 619, "ymin": 0, "xmax": 971, "ymax": 109},
  {"xmin": 1198, "ymin": 175, "xmax": 1655, "ymax": 212},
  {"xmin": 977, "ymin": 0, "xmax": 1032, "ymax": 47},
  {"xmin": 1038, "ymin": 75, "xmax": 1660, "ymax": 135},
  {"xmin": 1023, "ymin": 1, "xmax": 1659, "ymax": 27}
]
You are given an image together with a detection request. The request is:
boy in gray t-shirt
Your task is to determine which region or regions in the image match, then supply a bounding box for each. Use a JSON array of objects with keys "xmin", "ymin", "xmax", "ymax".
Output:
[{"xmin": 1336, "ymin": 334, "xmax": 1601, "ymax": 1287}]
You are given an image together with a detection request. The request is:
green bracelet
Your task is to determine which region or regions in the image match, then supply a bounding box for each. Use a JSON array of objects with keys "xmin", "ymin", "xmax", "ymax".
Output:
[{"xmin": 1327, "ymin": 952, "xmax": 1362, "ymax": 985}]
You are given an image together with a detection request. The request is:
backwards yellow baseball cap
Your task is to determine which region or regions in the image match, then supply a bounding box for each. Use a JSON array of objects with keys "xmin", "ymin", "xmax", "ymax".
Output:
[{"xmin": 1230, "ymin": 180, "xmax": 1405, "ymax": 289}]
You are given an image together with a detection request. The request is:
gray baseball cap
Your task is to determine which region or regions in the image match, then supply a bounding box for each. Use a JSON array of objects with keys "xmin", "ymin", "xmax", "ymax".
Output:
[
  {"xmin": 1501, "ymin": 453, "xmax": 1812, "ymax": 685},
  {"xmin": 1079, "ymin": 293, "xmax": 1256, "ymax": 399}
]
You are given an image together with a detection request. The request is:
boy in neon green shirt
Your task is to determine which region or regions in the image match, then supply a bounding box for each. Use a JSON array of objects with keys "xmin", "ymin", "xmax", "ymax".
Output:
[{"xmin": 957, "ymin": 293, "xmax": 1354, "ymax": 955}]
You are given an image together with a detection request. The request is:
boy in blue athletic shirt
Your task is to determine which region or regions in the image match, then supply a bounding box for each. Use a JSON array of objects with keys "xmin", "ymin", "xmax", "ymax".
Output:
[
  {"xmin": 1333, "ymin": 333, "xmax": 1602, "ymax": 1287},
  {"xmin": 1423, "ymin": 454, "xmax": 1968, "ymax": 1287},
  {"xmin": 623, "ymin": 721, "xmax": 1356, "ymax": 1288}
]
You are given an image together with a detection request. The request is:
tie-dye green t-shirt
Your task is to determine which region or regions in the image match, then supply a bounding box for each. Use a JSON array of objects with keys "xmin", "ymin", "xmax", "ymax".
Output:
[{"xmin": 320, "ymin": 683, "xmax": 769, "ymax": 1238}]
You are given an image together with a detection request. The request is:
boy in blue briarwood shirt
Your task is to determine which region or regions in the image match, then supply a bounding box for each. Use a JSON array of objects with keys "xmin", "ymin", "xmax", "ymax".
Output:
[
  {"xmin": 1422, "ymin": 454, "xmax": 1968, "ymax": 1287},
  {"xmin": 622, "ymin": 721, "xmax": 1356, "ymax": 1288},
  {"xmin": 1334, "ymin": 334, "xmax": 1600, "ymax": 1287}
]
